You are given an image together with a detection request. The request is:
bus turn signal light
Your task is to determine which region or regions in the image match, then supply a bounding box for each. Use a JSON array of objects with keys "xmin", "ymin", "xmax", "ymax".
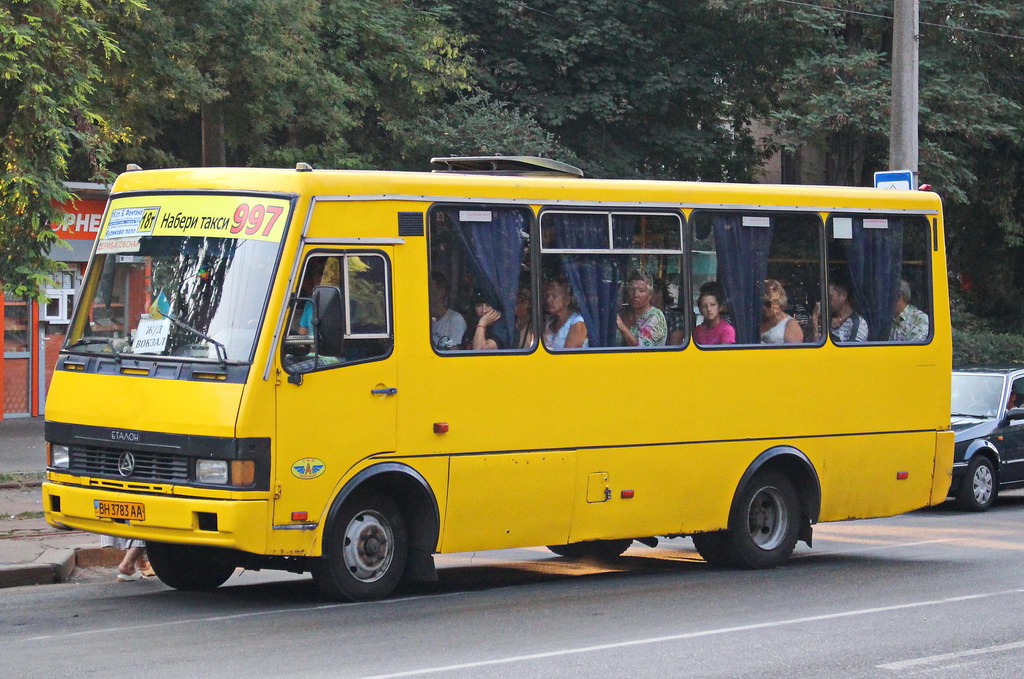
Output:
[
  {"xmin": 621, "ymin": 490, "xmax": 635, "ymax": 499},
  {"xmin": 434, "ymin": 422, "xmax": 449, "ymax": 434},
  {"xmin": 896, "ymin": 472, "xmax": 909, "ymax": 480},
  {"xmin": 291, "ymin": 511, "xmax": 308, "ymax": 522}
]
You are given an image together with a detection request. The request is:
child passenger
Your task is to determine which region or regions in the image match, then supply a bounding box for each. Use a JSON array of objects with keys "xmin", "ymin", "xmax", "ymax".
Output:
[{"xmin": 693, "ymin": 282, "xmax": 735, "ymax": 345}]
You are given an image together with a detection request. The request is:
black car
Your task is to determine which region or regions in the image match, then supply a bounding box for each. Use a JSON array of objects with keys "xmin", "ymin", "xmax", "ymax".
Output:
[{"xmin": 950, "ymin": 366, "xmax": 1024, "ymax": 511}]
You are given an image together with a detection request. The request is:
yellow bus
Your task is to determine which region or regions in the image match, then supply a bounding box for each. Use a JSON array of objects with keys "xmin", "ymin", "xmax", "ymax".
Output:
[{"xmin": 42, "ymin": 157, "xmax": 953, "ymax": 601}]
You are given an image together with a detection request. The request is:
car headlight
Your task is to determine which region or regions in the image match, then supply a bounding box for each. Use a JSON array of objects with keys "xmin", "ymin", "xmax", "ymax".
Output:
[
  {"xmin": 196, "ymin": 459, "xmax": 229, "ymax": 485},
  {"xmin": 50, "ymin": 444, "xmax": 70, "ymax": 469}
]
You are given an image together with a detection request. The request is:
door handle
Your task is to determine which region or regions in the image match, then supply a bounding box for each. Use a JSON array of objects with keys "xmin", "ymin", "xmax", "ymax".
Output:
[{"xmin": 371, "ymin": 387, "xmax": 398, "ymax": 396}]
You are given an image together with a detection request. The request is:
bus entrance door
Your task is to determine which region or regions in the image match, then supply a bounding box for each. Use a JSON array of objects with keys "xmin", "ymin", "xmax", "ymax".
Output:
[{"xmin": 272, "ymin": 248, "xmax": 397, "ymax": 532}]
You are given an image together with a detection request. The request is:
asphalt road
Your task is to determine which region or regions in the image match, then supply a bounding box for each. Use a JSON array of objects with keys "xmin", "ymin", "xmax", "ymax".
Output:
[{"xmin": 4, "ymin": 493, "xmax": 1024, "ymax": 679}]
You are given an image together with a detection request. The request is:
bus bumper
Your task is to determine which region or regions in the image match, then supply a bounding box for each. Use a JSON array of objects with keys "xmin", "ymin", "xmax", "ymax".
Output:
[
  {"xmin": 42, "ymin": 482, "xmax": 269, "ymax": 554},
  {"xmin": 931, "ymin": 430, "xmax": 955, "ymax": 506}
]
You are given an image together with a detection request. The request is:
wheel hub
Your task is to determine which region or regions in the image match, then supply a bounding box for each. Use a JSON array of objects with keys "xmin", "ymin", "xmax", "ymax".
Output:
[
  {"xmin": 343, "ymin": 510, "xmax": 394, "ymax": 582},
  {"xmin": 746, "ymin": 486, "xmax": 788, "ymax": 550}
]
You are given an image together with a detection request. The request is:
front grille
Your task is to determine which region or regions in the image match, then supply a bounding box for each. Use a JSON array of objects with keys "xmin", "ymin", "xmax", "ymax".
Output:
[{"xmin": 69, "ymin": 446, "xmax": 189, "ymax": 483}]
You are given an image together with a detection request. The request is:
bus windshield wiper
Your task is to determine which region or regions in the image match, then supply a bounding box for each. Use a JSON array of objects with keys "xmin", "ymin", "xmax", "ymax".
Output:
[
  {"xmin": 65, "ymin": 337, "xmax": 122, "ymax": 364},
  {"xmin": 161, "ymin": 313, "xmax": 229, "ymax": 368}
]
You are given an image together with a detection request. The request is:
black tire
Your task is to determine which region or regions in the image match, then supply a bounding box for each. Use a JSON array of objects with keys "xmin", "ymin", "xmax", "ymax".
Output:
[
  {"xmin": 146, "ymin": 542, "xmax": 238, "ymax": 591},
  {"xmin": 547, "ymin": 539, "xmax": 633, "ymax": 559},
  {"xmin": 693, "ymin": 469, "xmax": 800, "ymax": 569},
  {"xmin": 956, "ymin": 455, "xmax": 996, "ymax": 512},
  {"xmin": 313, "ymin": 490, "xmax": 408, "ymax": 602}
]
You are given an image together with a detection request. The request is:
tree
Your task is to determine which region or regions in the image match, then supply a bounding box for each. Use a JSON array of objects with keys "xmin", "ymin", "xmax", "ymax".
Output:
[
  {"xmin": 0, "ymin": 0, "xmax": 137, "ymax": 298},
  {"xmin": 424, "ymin": 0, "xmax": 783, "ymax": 180},
  {"xmin": 98, "ymin": 0, "xmax": 477, "ymax": 171}
]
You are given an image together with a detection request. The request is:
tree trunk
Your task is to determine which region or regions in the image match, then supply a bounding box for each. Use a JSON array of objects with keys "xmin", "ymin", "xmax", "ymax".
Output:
[{"xmin": 201, "ymin": 103, "xmax": 226, "ymax": 167}]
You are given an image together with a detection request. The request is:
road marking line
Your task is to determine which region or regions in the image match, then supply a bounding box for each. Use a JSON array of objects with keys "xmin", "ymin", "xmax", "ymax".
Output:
[
  {"xmin": 357, "ymin": 589, "xmax": 1024, "ymax": 679},
  {"xmin": 878, "ymin": 639, "xmax": 1024, "ymax": 671},
  {"xmin": 801, "ymin": 538, "xmax": 957, "ymax": 557},
  {"xmin": 19, "ymin": 592, "xmax": 464, "ymax": 643}
]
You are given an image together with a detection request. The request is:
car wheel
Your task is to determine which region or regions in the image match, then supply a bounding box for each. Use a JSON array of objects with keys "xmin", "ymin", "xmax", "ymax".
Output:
[{"xmin": 956, "ymin": 455, "xmax": 996, "ymax": 512}]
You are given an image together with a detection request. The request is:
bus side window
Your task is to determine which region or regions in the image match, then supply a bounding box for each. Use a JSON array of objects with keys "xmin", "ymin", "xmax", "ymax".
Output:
[
  {"xmin": 282, "ymin": 253, "xmax": 392, "ymax": 373},
  {"xmin": 539, "ymin": 210, "xmax": 684, "ymax": 350},
  {"xmin": 825, "ymin": 215, "xmax": 932, "ymax": 344},
  {"xmin": 690, "ymin": 211, "xmax": 822, "ymax": 346},
  {"xmin": 428, "ymin": 205, "xmax": 535, "ymax": 353}
]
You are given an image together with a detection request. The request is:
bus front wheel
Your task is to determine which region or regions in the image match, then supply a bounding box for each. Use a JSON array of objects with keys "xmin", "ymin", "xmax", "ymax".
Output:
[
  {"xmin": 692, "ymin": 469, "xmax": 800, "ymax": 569},
  {"xmin": 313, "ymin": 490, "xmax": 408, "ymax": 602},
  {"xmin": 146, "ymin": 542, "xmax": 238, "ymax": 591}
]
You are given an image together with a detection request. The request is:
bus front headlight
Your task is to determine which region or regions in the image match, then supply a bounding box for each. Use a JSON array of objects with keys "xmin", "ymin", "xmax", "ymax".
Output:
[
  {"xmin": 50, "ymin": 444, "xmax": 70, "ymax": 469},
  {"xmin": 196, "ymin": 459, "xmax": 229, "ymax": 485}
]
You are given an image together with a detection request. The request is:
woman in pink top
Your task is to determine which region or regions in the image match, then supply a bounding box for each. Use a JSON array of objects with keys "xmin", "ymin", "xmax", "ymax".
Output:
[{"xmin": 693, "ymin": 283, "xmax": 735, "ymax": 345}]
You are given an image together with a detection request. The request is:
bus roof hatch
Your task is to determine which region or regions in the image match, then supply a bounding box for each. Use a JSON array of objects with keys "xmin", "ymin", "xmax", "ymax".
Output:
[{"xmin": 429, "ymin": 156, "xmax": 584, "ymax": 178}]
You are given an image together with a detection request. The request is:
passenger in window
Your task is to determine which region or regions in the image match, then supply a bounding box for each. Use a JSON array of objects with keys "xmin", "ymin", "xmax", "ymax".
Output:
[
  {"xmin": 429, "ymin": 272, "xmax": 467, "ymax": 351},
  {"xmin": 694, "ymin": 281, "xmax": 736, "ymax": 345},
  {"xmin": 616, "ymin": 270, "xmax": 667, "ymax": 347},
  {"xmin": 514, "ymin": 282, "xmax": 535, "ymax": 349},
  {"xmin": 653, "ymin": 278, "xmax": 685, "ymax": 345},
  {"xmin": 543, "ymin": 277, "xmax": 588, "ymax": 349},
  {"xmin": 811, "ymin": 280, "xmax": 868, "ymax": 343},
  {"xmin": 889, "ymin": 279, "xmax": 929, "ymax": 342},
  {"xmin": 760, "ymin": 279, "xmax": 804, "ymax": 344},
  {"xmin": 291, "ymin": 258, "xmax": 327, "ymax": 336},
  {"xmin": 464, "ymin": 291, "xmax": 506, "ymax": 350}
]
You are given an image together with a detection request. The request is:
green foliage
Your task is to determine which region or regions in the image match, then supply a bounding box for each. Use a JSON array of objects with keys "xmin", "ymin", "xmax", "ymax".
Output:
[
  {"xmin": 99, "ymin": 0, "xmax": 475, "ymax": 170},
  {"xmin": 0, "ymin": 0, "xmax": 138, "ymax": 298},
  {"xmin": 425, "ymin": 0, "xmax": 779, "ymax": 180},
  {"xmin": 953, "ymin": 328, "xmax": 1024, "ymax": 366}
]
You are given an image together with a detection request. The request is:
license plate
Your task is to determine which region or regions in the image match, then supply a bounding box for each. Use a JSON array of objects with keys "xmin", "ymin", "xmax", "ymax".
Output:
[{"xmin": 94, "ymin": 499, "xmax": 145, "ymax": 521}]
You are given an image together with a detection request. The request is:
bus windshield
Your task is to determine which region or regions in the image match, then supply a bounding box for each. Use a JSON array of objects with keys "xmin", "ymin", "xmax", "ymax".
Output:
[{"xmin": 65, "ymin": 193, "xmax": 291, "ymax": 363}]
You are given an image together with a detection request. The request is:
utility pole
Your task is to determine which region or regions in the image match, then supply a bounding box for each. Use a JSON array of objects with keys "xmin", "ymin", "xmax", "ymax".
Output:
[{"xmin": 890, "ymin": 0, "xmax": 919, "ymax": 181}]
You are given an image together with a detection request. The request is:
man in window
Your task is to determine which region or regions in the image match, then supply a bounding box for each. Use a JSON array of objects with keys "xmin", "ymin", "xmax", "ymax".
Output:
[{"xmin": 889, "ymin": 279, "xmax": 929, "ymax": 342}]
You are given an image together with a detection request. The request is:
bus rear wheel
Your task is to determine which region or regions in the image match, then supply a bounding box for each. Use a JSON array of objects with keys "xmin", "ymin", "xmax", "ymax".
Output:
[
  {"xmin": 693, "ymin": 469, "xmax": 800, "ymax": 569},
  {"xmin": 547, "ymin": 539, "xmax": 633, "ymax": 559},
  {"xmin": 146, "ymin": 542, "xmax": 238, "ymax": 591},
  {"xmin": 313, "ymin": 490, "xmax": 408, "ymax": 602}
]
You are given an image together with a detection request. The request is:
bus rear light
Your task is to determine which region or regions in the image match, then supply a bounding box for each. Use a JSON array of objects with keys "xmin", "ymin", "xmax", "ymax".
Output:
[
  {"xmin": 896, "ymin": 471, "xmax": 909, "ymax": 480},
  {"xmin": 291, "ymin": 511, "xmax": 308, "ymax": 521},
  {"xmin": 621, "ymin": 490, "xmax": 635, "ymax": 499},
  {"xmin": 433, "ymin": 422, "xmax": 449, "ymax": 434}
]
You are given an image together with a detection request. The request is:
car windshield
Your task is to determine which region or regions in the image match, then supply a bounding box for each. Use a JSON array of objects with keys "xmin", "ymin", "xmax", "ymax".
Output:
[
  {"xmin": 65, "ymin": 193, "xmax": 291, "ymax": 363},
  {"xmin": 951, "ymin": 373, "xmax": 1006, "ymax": 419}
]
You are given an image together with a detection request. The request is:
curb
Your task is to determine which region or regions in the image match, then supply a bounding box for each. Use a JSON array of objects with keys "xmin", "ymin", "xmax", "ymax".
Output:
[{"xmin": 0, "ymin": 547, "xmax": 126, "ymax": 589}]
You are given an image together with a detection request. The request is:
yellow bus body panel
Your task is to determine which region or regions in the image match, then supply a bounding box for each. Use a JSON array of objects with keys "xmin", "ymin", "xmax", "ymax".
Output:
[{"xmin": 43, "ymin": 166, "xmax": 953, "ymax": 566}]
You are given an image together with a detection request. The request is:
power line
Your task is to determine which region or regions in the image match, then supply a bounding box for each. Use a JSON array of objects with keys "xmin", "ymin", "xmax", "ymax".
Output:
[{"xmin": 773, "ymin": 0, "xmax": 1024, "ymax": 41}]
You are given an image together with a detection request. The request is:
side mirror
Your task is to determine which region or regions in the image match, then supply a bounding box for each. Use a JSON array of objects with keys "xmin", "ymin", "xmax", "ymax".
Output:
[
  {"xmin": 312, "ymin": 285, "xmax": 344, "ymax": 357},
  {"xmin": 1004, "ymin": 407, "xmax": 1024, "ymax": 426}
]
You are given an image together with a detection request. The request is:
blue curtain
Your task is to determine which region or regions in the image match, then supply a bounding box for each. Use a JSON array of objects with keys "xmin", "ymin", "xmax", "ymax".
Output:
[
  {"xmin": 550, "ymin": 213, "xmax": 632, "ymax": 348},
  {"xmin": 713, "ymin": 215, "xmax": 774, "ymax": 344},
  {"xmin": 844, "ymin": 217, "xmax": 904, "ymax": 341},
  {"xmin": 454, "ymin": 210, "xmax": 527, "ymax": 347}
]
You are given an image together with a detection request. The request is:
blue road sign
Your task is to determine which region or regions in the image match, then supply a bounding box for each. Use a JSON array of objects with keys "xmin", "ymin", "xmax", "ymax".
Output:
[{"xmin": 874, "ymin": 170, "xmax": 914, "ymax": 190}]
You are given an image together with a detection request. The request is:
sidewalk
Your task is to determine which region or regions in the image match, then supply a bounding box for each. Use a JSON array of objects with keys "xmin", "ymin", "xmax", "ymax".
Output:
[{"xmin": 0, "ymin": 417, "xmax": 124, "ymax": 587}]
